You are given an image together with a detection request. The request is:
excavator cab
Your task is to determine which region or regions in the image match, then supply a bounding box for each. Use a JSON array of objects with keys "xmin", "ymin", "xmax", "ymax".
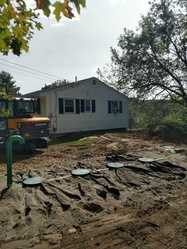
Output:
[{"xmin": 0, "ymin": 97, "xmax": 51, "ymax": 152}]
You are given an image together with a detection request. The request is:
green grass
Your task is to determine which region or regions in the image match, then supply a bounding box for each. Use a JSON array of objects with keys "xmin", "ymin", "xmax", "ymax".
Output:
[
  {"xmin": 65, "ymin": 138, "xmax": 93, "ymax": 147},
  {"xmin": 50, "ymin": 128, "xmax": 127, "ymax": 147},
  {"xmin": 51, "ymin": 135, "xmax": 93, "ymax": 147}
]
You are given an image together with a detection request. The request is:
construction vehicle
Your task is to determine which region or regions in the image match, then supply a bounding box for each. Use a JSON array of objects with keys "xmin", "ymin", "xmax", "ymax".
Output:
[{"xmin": 0, "ymin": 97, "xmax": 50, "ymax": 152}]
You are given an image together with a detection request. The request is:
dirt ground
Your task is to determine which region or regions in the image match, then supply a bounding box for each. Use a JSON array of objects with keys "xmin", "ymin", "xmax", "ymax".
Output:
[{"xmin": 0, "ymin": 124, "xmax": 187, "ymax": 249}]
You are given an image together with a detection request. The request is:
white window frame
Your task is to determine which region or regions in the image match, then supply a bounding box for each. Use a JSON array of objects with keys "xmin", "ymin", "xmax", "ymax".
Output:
[
  {"xmin": 85, "ymin": 99, "xmax": 91, "ymax": 112},
  {"xmin": 111, "ymin": 100, "xmax": 119, "ymax": 114}
]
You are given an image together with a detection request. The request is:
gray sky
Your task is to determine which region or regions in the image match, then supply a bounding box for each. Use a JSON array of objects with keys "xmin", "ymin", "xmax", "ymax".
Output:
[{"xmin": 0, "ymin": 0, "xmax": 149, "ymax": 94}]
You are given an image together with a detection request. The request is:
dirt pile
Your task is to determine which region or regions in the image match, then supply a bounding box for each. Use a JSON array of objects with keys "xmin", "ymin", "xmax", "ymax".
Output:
[
  {"xmin": 0, "ymin": 127, "xmax": 187, "ymax": 249},
  {"xmin": 148, "ymin": 123, "xmax": 187, "ymax": 144}
]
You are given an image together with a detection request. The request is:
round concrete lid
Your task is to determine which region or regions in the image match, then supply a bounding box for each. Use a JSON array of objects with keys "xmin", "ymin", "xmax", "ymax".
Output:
[
  {"xmin": 138, "ymin": 157, "xmax": 154, "ymax": 163},
  {"xmin": 107, "ymin": 162, "xmax": 124, "ymax": 168},
  {"xmin": 23, "ymin": 177, "xmax": 42, "ymax": 186},
  {"xmin": 71, "ymin": 168, "xmax": 91, "ymax": 176}
]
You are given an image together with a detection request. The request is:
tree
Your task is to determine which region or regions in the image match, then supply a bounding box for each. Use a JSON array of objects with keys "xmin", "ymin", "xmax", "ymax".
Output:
[
  {"xmin": 0, "ymin": 70, "xmax": 21, "ymax": 96},
  {"xmin": 0, "ymin": 0, "xmax": 86, "ymax": 56},
  {"xmin": 41, "ymin": 79, "xmax": 70, "ymax": 90},
  {"xmin": 97, "ymin": 0, "xmax": 187, "ymax": 107},
  {"xmin": 129, "ymin": 98, "xmax": 187, "ymax": 131}
]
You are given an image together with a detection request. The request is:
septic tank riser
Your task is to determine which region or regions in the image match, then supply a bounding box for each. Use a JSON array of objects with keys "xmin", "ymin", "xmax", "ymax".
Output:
[{"xmin": 6, "ymin": 135, "xmax": 25, "ymax": 188}]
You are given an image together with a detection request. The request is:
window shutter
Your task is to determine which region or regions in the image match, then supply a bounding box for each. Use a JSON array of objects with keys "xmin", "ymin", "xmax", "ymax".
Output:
[
  {"xmin": 76, "ymin": 99, "xmax": 80, "ymax": 114},
  {"xmin": 92, "ymin": 100, "xmax": 96, "ymax": 112},
  {"xmin": 119, "ymin": 101, "xmax": 122, "ymax": 113},
  {"xmin": 37, "ymin": 98, "xmax": 41, "ymax": 114},
  {"xmin": 59, "ymin": 98, "xmax": 64, "ymax": 114},
  {"xmin": 81, "ymin": 99, "xmax": 85, "ymax": 112},
  {"xmin": 108, "ymin": 101, "xmax": 111, "ymax": 113}
]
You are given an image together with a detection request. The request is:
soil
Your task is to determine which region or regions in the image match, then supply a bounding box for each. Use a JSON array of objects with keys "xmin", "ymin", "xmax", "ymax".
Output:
[{"xmin": 0, "ymin": 124, "xmax": 187, "ymax": 249}]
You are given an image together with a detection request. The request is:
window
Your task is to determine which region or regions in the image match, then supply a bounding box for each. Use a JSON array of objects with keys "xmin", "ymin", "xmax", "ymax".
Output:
[
  {"xmin": 0, "ymin": 118, "xmax": 6, "ymax": 130},
  {"xmin": 85, "ymin": 100, "xmax": 91, "ymax": 112},
  {"xmin": 59, "ymin": 98, "xmax": 75, "ymax": 114},
  {"xmin": 17, "ymin": 101, "xmax": 34, "ymax": 113},
  {"xmin": 65, "ymin": 99, "xmax": 74, "ymax": 113},
  {"xmin": 7, "ymin": 102, "xmax": 14, "ymax": 117},
  {"xmin": 111, "ymin": 101, "xmax": 118, "ymax": 113},
  {"xmin": 35, "ymin": 98, "xmax": 41, "ymax": 114},
  {"xmin": 0, "ymin": 100, "xmax": 14, "ymax": 117},
  {"xmin": 0, "ymin": 101, "xmax": 6, "ymax": 113},
  {"xmin": 81, "ymin": 99, "xmax": 96, "ymax": 113},
  {"xmin": 58, "ymin": 98, "xmax": 96, "ymax": 114},
  {"xmin": 108, "ymin": 100, "xmax": 122, "ymax": 114}
]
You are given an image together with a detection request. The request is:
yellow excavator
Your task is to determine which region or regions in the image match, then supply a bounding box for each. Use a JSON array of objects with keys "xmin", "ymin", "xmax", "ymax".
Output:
[{"xmin": 0, "ymin": 97, "xmax": 50, "ymax": 152}]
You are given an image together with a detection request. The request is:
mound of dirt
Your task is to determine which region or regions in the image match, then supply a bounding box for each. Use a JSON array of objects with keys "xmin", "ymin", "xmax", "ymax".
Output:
[
  {"xmin": 0, "ymin": 127, "xmax": 187, "ymax": 249},
  {"xmin": 148, "ymin": 124, "xmax": 187, "ymax": 144}
]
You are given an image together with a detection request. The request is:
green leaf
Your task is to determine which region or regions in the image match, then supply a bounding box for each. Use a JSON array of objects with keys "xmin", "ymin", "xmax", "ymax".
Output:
[
  {"xmin": 35, "ymin": 22, "xmax": 43, "ymax": 30},
  {"xmin": 78, "ymin": 0, "xmax": 86, "ymax": 8},
  {"xmin": 0, "ymin": 0, "xmax": 87, "ymax": 55},
  {"xmin": 11, "ymin": 39, "xmax": 22, "ymax": 56},
  {"xmin": 70, "ymin": 0, "xmax": 86, "ymax": 14},
  {"xmin": 35, "ymin": 0, "xmax": 51, "ymax": 17},
  {"xmin": 3, "ymin": 27, "xmax": 12, "ymax": 38},
  {"xmin": 53, "ymin": 1, "xmax": 63, "ymax": 21},
  {"xmin": 0, "ymin": 0, "xmax": 7, "ymax": 7},
  {"xmin": 0, "ymin": 37, "xmax": 6, "ymax": 50},
  {"xmin": 53, "ymin": 1, "xmax": 75, "ymax": 21}
]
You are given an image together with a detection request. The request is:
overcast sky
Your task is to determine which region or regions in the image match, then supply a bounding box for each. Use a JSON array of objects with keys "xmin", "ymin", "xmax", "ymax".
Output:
[{"xmin": 0, "ymin": 0, "xmax": 150, "ymax": 94}]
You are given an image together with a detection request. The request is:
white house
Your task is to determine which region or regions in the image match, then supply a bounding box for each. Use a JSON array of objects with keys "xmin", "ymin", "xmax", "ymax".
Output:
[{"xmin": 23, "ymin": 77, "xmax": 129, "ymax": 134}]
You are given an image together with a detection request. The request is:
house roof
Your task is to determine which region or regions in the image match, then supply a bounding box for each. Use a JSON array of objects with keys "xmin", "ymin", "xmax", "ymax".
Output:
[{"xmin": 22, "ymin": 77, "xmax": 128, "ymax": 100}]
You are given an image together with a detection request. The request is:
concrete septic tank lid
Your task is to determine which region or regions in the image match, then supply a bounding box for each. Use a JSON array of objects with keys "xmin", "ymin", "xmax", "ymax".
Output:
[
  {"xmin": 138, "ymin": 157, "xmax": 154, "ymax": 163},
  {"xmin": 23, "ymin": 177, "xmax": 42, "ymax": 186},
  {"xmin": 71, "ymin": 168, "xmax": 91, "ymax": 176},
  {"xmin": 107, "ymin": 162, "xmax": 125, "ymax": 168}
]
